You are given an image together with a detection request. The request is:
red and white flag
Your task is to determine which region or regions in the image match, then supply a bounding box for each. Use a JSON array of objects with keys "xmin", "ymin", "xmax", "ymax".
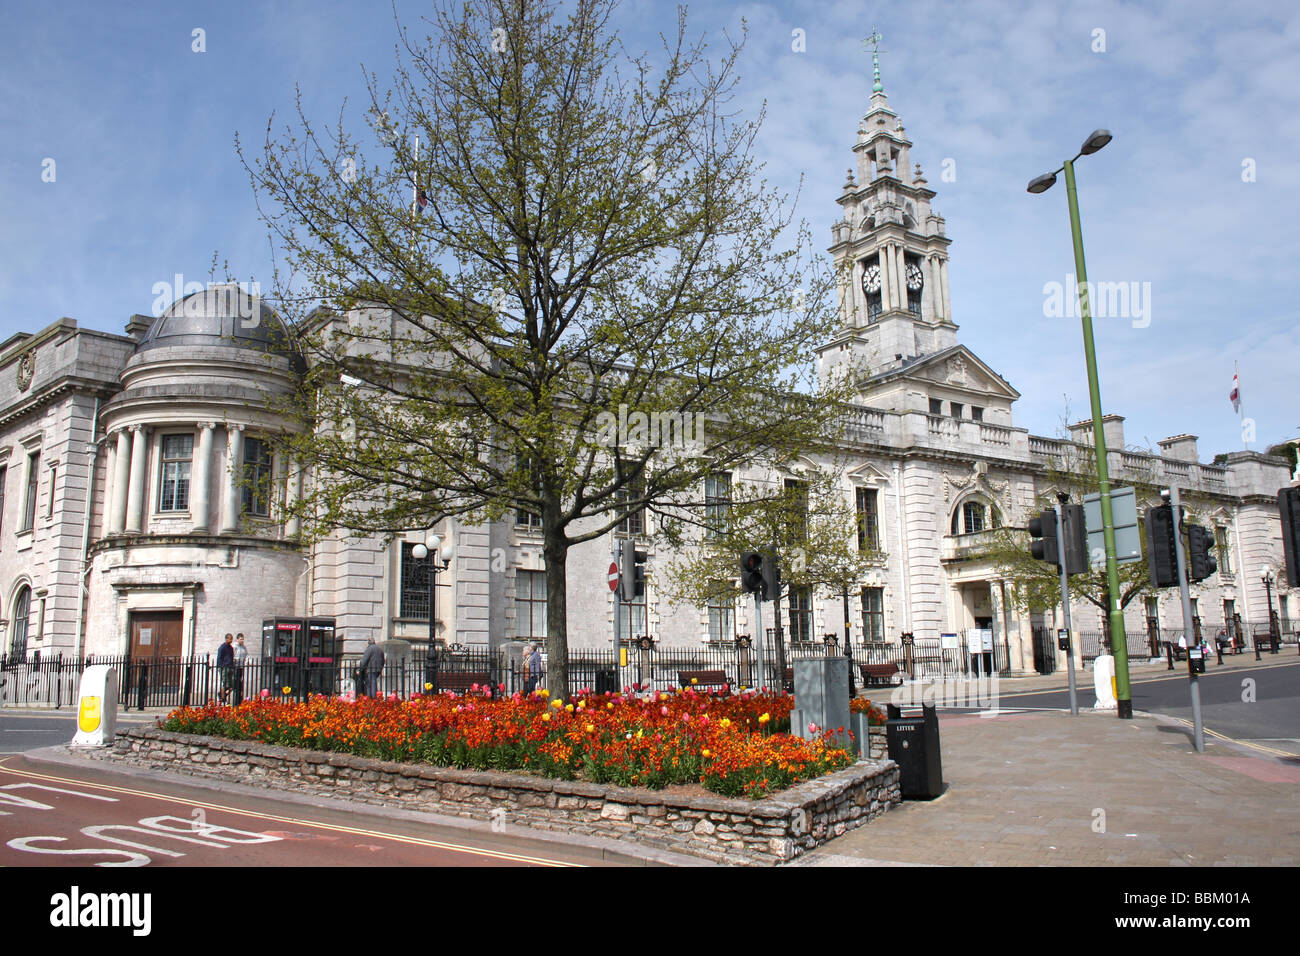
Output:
[{"xmin": 1230, "ymin": 372, "xmax": 1240, "ymax": 413}]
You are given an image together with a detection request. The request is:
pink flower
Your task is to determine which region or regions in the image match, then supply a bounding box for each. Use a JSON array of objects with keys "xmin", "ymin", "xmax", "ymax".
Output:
[
  {"xmin": 808, "ymin": 722, "xmax": 819, "ymax": 734},
  {"xmin": 471, "ymin": 683, "xmax": 480, "ymax": 691},
  {"xmin": 260, "ymin": 689, "xmax": 270, "ymax": 699},
  {"xmin": 660, "ymin": 706, "xmax": 669, "ymax": 716}
]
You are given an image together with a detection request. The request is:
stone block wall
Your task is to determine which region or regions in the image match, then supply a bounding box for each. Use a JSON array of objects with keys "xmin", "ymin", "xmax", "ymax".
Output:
[{"xmin": 98, "ymin": 726, "xmax": 901, "ymax": 865}]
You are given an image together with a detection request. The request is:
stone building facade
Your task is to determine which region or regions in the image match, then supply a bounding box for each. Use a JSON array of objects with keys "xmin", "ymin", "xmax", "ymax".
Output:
[{"xmin": 1, "ymin": 80, "xmax": 1293, "ymax": 672}]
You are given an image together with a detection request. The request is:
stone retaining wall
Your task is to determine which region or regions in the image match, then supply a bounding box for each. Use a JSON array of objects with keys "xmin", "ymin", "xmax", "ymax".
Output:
[{"xmin": 97, "ymin": 727, "xmax": 900, "ymax": 865}]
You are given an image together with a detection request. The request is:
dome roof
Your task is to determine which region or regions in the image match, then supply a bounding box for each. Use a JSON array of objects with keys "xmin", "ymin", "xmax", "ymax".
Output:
[{"xmin": 136, "ymin": 284, "xmax": 295, "ymax": 356}]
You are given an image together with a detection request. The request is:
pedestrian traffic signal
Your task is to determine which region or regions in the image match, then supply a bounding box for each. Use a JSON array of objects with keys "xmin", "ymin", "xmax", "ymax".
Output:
[
  {"xmin": 1279, "ymin": 487, "xmax": 1300, "ymax": 587},
  {"xmin": 620, "ymin": 538, "xmax": 646, "ymax": 599},
  {"xmin": 1185, "ymin": 524, "xmax": 1217, "ymax": 583},
  {"xmin": 740, "ymin": 551, "xmax": 780, "ymax": 600},
  {"xmin": 1145, "ymin": 505, "xmax": 1179, "ymax": 588},
  {"xmin": 1028, "ymin": 510, "xmax": 1059, "ymax": 569}
]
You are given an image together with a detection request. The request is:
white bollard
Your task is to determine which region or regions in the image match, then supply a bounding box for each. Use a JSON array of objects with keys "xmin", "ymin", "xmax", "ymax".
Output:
[
  {"xmin": 1092, "ymin": 654, "xmax": 1117, "ymax": 711},
  {"xmin": 71, "ymin": 665, "xmax": 119, "ymax": 747}
]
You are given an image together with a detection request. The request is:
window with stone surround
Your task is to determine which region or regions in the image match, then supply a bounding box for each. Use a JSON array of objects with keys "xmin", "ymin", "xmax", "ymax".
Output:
[
  {"xmin": 787, "ymin": 587, "xmax": 813, "ymax": 643},
  {"xmin": 399, "ymin": 542, "xmax": 433, "ymax": 620},
  {"xmin": 158, "ymin": 435, "xmax": 192, "ymax": 512},
  {"xmin": 241, "ymin": 436, "xmax": 273, "ymax": 517},
  {"xmin": 20, "ymin": 452, "xmax": 39, "ymax": 531},
  {"xmin": 951, "ymin": 498, "xmax": 1000, "ymax": 535},
  {"xmin": 707, "ymin": 586, "xmax": 734, "ymax": 643},
  {"xmin": 856, "ymin": 487, "xmax": 880, "ymax": 551},
  {"xmin": 705, "ymin": 473, "xmax": 730, "ymax": 539},
  {"xmin": 516, "ymin": 569, "xmax": 547, "ymax": 639},
  {"xmin": 861, "ymin": 587, "xmax": 884, "ymax": 642},
  {"xmin": 9, "ymin": 585, "xmax": 30, "ymax": 658},
  {"xmin": 1214, "ymin": 526, "xmax": 1233, "ymax": 575}
]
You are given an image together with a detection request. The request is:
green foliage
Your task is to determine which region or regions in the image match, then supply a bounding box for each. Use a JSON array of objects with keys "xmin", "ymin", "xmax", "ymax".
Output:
[{"xmin": 239, "ymin": 0, "xmax": 856, "ymax": 695}]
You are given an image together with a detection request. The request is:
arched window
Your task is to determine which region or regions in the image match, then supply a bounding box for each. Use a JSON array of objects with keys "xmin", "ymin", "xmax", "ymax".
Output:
[
  {"xmin": 9, "ymin": 585, "xmax": 31, "ymax": 658},
  {"xmin": 951, "ymin": 499, "xmax": 1001, "ymax": 536}
]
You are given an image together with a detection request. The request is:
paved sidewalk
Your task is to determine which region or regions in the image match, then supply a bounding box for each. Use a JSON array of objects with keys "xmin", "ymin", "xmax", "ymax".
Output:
[{"xmin": 798, "ymin": 708, "xmax": 1300, "ymax": 867}]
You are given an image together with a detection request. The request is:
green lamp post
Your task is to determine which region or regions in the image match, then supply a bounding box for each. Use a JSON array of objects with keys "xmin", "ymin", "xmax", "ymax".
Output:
[{"xmin": 1028, "ymin": 129, "xmax": 1133, "ymax": 719}]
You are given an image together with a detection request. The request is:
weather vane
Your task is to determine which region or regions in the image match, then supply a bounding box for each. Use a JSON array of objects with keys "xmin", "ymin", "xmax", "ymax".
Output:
[{"xmin": 861, "ymin": 29, "xmax": 886, "ymax": 93}]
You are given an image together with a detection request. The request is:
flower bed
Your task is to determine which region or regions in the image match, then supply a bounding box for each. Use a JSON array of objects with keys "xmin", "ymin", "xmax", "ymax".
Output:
[{"xmin": 161, "ymin": 689, "xmax": 884, "ymax": 800}]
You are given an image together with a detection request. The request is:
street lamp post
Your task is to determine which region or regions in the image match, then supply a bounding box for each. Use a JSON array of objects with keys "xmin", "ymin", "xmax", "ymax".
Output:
[
  {"xmin": 413, "ymin": 534, "xmax": 454, "ymax": 693},
  {"xmin": 1261, "ymin": 568, "xmax": 1279, "ymax": 655},
  {"xmin": 1027, "ymin": 128, "xmax": 1133, "ymax": 719}
]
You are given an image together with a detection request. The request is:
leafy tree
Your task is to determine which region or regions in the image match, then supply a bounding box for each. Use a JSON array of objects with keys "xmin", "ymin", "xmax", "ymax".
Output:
[
  {"xmin": 242, "ymin": 0, "xmax": 852, "ymax": 695},
  {"xmin": 659, "ymin": 465, "xmax": 881, "ymax": 678}
]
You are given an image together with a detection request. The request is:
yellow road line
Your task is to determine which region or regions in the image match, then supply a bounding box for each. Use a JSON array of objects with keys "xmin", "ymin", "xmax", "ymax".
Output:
[
  {"xmin": 995, "ymin": 659, "xmax": 1300, "ymax": 699},
  {"xmin": 1152, "ymin": 717, "xmax": 1297, "ymax": 759},
  {"xmin": 0, "ymin": 756, "xmax": 580, "ymax": 867}
]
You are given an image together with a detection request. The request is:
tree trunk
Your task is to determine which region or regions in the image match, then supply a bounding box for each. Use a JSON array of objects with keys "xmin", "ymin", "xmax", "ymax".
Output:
[{"xmin": 543, "ymin": 528, "xmax": 570, "ymax": 700}]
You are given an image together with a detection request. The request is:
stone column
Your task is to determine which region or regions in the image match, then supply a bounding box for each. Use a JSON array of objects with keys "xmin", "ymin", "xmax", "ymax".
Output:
[
  {"xmin": 108, "ymin": 429, "xmax": 131, "ymax": 534},
  {"xmin": 938, "ymin": 258, "xmax": 952, "ymax": 320},
  {"xmin": 883, "ymin": 245, "xmax": 898, "ymax": 311},
  {"xmin": 219, "ymin": 424, "xmax": 244, "ymax": 533},
  {"xmin": 190, "ymin": 422, "xmax": 216, "ymax": 533},
  {"xmin": 925, "ymin": 255, "xmax": 941, "ymax": 321},
  {"xmin": 284, "ymin": 461, "xmax": 302, "ymax": 538},
  {"xmin": 894, "ymin": 245, "xmax": 908, "ymax": 311},
  {"xmin": 124, "ymin": 425, "xmax": 147, "ymax": 534},
  {"xmin": 101, "ymin": 436, "xmax": 117, "ymax": 537}
]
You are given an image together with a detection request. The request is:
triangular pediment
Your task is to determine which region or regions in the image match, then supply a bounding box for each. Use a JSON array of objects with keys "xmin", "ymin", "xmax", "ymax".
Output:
[{"xmin": 880, "ymin": 345, "xmax": 1020, "ymax": 402}]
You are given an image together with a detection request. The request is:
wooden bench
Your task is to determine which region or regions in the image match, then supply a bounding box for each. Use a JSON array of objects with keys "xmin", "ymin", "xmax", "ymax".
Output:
[
  {"xmin": 436, "ymin": 672, "xmax": 494, "ymax": 695},
  {"xmin": 678, "ymin": 669, "xmax": 730, "ymax": 692},
  {"xmin": 860, "ymin": 663, "xmax": 903, "ymax": 687}
]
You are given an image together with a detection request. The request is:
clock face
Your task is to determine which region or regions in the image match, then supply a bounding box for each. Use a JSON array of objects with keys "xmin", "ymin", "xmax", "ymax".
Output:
[
  {"xmin": 861, "ymin": 263, "xmax": 882, "ymax": 295},
  {"xmin": 906, "ymin": 262, "xmax": 924, "ymax": 291}
]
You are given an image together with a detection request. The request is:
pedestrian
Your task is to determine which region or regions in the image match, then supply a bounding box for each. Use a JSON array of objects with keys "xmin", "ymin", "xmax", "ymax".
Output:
[
  {"xmin": 525, "ymin": 642, "xmax": 543, "ymax": 694},
  {"xmin": 216, "ymin": 633, "xmax": 235, "ymax": 704},
  {"xmin": 233, "ymin": 633, "xmax": 248, "ymax": 705},
  {"xmin": 359, "ymin": 637, "xmax": 385, "ymax": 698}
]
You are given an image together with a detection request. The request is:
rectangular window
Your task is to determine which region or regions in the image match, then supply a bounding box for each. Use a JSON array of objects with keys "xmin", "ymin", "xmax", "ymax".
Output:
[
  {"xmin": 47, "ymin": 464, "xmax": 57, "ymax": 519},
  {"xmin": 516, "ymin": 570, "xmax": 547, "ymax": 639},
  {"xmin": 928, "ymin": 398, "xmax": 943, "ymax": 415},
  {"xmin": 855, "ymin": 487, "xmax": 880, "ymax": 551},
  {"xmin": 1280, "ymin": 596, "xmax": 1291, "ymax": 633},
  {"xmin": 158, "ymin": 435, "xmax": 193, "ymax": 512},
  {"xmin": 400, "ymin": 542, "xmax": 433, "ymax": 620},
  {"xmin": 707, "ymin": 587, "xmax": 734, "ymax": 643},
  {"xmin": 20, "ymin": 452, "xmax": 39, "ymax": 532},
  {"xmin": 787, "ymin": 588, "xmax": 813, "ymax": 643},
  {"xmin": 971, "ymin": 406, "xmax": 984, "ymax": 422},
  {"xmin": 616, "ymin": 474, "xmax": 646, "ymax": 536},
  {"xmin": 0, "ymin": 466, "xmax": 6, "ymax": 540},
  {"xmin": 861, "ymin": 587, "xmax": 884, "ymax": 642},
  {"xmin": 704, "ymin": 473, "xmax": 730, "ymax": 538},
  {"xmin": 784, "ymin": 478, "xmax": 809, "ymax": 541},
  {"xmin": 515, "ymin": 461, "xmax": 543, "ymax": 529},
  {"xmin": 241, "ymin": 436, "xmax": 273, "ymax": 517},
  {"xmin": 961, "ymin": 501, "xmax": 987, "ymax": 535},
  {"xmin": 950, "ymin": 402, "xmax": 964, "ymax": 419},
  {"xmin": 1214, "ymin": 526, "xmax": 1233, "ymax": 575}
]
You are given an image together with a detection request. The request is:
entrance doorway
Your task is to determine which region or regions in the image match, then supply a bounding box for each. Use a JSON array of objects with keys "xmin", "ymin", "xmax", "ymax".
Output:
[{"xmin": 129, "ymin": 611, "xmax": 184, "ymax": 695}]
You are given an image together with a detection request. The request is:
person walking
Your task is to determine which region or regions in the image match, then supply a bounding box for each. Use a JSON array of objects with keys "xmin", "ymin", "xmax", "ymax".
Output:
[
  {"xmin": 233, "ymin": 633, "xmax": 248, "ymax": 704},
  {"xmin": 359, "ymin": 637, "xmax": 385, "ymax": 698},
  {"xmin": 216, "ymin": 634, "xmax": 235, "ymax": 704},
  {"xmin": 525, "ymin": 643, "xmax": 543, "ymax": 695}
]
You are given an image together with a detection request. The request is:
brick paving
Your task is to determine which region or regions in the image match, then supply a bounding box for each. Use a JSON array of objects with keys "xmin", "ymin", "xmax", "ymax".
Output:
[{"xmin": 797, "ymin": 706, "xmax": 1300, "ymax": 867}]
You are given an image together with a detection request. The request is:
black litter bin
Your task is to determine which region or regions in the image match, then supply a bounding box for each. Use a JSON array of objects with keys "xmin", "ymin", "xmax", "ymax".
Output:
[
  {"xmin": 594, "ymin": 669, "xmax": 619, "ymax": 695},
  {"xmin": 886, "ymin": 703, "xmax": 944, "ymax": 799}
]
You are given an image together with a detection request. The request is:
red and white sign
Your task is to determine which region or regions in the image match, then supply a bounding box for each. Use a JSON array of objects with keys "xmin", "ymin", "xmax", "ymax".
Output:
[{"xmin": 608, "ymin": 563, "xmax": 620, "ymax": 591}]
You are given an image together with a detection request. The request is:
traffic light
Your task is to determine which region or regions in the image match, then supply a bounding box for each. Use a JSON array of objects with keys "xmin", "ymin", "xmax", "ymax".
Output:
[
  {"xmin": 1186, "ymin": 525, "xmax": 1217, "ymax": 583},
  {"xmin": 1279, "ymin": 488, "xmax": 1300, "ymax": 587},
  {"xmin": 1059, "ymin": 503, "xmax": 1088, "ymax": 575},
  {"xmin": 620, "ymin": 538, "xmax": 646, "ymax": 599},
  {"xmin": 1145, "ymin": 505, "xmax": 1179, "ymax": 588},
  {"xmin": 1028, "ymin": 510, "xmax": 1059, "ymax": 569},
  {"xmin": 740, "ymin": 552, "xmax": 780, "ymax": 600}
]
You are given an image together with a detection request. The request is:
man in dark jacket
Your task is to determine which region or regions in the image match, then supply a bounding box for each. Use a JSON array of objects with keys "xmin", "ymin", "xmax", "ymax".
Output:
[
  {"xmin": 216, "ymin": 634, "xmax": 235, "ymax": 703},
  {"xmin": 359, "ymin": 638, "xmax": 385, "ymax": 698}
]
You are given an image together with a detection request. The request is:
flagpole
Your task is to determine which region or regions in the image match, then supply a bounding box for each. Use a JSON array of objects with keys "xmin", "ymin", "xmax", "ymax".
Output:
[{"xmin": 1235, "ymin": 360, "xmax": 1247, "ymax": 450}]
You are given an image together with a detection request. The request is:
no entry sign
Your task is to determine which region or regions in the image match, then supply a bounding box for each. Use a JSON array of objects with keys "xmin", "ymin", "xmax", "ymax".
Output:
[{"xmin": 608, "ymin": 562, "xmax": 620, "ymax": 591}]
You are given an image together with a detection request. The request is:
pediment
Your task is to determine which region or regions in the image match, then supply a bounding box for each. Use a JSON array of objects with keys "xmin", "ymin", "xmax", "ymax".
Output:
[{"xmin": 907, "ymin": 346, "xmax": 1020, "ymax": 401}]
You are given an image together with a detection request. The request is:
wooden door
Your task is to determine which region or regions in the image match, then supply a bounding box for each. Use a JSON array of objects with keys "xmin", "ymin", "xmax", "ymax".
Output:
[{"xmin": 130, "ymin": 612, "xmax": 184, "ymax": 661}]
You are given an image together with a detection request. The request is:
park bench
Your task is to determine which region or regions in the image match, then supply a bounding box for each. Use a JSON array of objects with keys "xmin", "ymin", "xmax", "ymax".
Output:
[
  {"xmin": 860, "ymin": 663, "xmax": 904, "ymax": 687},
  {"xmin": 678, "ymin": 669, "xmax": 730, "ymax": 692},
  {"xmin": 436, "ymin": 672, "xmax": 494, "ymax": 695}
]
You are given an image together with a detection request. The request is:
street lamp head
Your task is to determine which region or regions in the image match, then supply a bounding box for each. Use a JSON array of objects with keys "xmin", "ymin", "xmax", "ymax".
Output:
[
  {"xmin": 412, "ymin": 543, "xmax": 428, "ymax": 560},
  {"xmin": 1026, "ymin": 171, "xmax": 1057, "ymax": 194},
  {"xmin": 439, "ymin": 542, "xmax": 454, "ymax": 563},
  {"xmin": 1079, "ymin": 129, "xmax": 1112, "ymax": 155},
  {"xmin": 426, "ymin": 533, "xmax": 442, "ymax": 553}
]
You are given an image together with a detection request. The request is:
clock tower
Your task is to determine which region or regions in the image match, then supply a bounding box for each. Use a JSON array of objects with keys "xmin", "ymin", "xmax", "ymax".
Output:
[{"xmin": 817, "ymin": 43, "xmax": 957, "ymax": 389}]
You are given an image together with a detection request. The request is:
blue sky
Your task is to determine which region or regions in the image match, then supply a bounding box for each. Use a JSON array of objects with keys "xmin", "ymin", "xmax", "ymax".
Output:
[{"xmin": 2, "ymin": 0, "xmax": 1296, "ymax": 460}]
